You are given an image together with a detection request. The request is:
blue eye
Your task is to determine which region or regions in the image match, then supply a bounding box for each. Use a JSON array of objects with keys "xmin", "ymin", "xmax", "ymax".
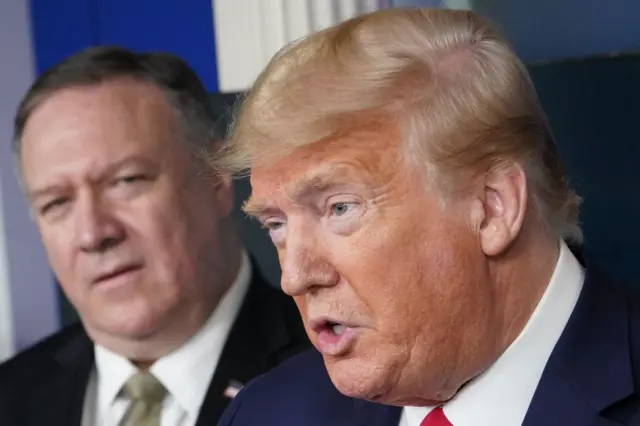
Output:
[{"xmin": 331, "ymin": 202, "xmax": 353, "ymax": 216}]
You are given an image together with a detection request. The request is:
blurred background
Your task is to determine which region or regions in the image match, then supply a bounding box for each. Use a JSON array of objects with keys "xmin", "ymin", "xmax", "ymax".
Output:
[{"xmin": 1, "ymin": 0, "xmax": 639, "ymax": 362}]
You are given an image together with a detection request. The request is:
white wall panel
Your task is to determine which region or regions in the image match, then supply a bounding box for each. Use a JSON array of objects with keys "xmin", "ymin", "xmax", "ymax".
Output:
[
  {"xmin": 259, "ymin": 0, "xmax": 287, "ymax": 63},
  {"xmin": 337, "ymin": 0, "xmax": 359, "ymax": 21},
  {"xmin": 213, "ymin": 0, "xmax": 386, "ymax": 92},
  {"xmin": 309, "ymin": 0, "xmax": 335, "ymax": 31},
  {"xmin": 0, "ymin": 177, "xmax": 13, "ymax": 361},
  {"xmin": 283, "ymin": 0, "xmax": 311, "ymax": 41},
  {"xmin": 0, "ymin": 0, "xmax": 59, "ymax": 360},
  {"xmin": 213, "ymin": 0, "xmax": 266, "ymax": 93}
]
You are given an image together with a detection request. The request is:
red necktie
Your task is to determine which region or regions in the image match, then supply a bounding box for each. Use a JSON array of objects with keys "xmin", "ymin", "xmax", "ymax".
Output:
[{"xmin": 420, "ymin": 407, "xmax": 453, "ymax": 426}]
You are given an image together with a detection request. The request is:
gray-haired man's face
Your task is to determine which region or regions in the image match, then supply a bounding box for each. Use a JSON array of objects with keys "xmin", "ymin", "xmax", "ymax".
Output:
[{"xmin": 19, "ymin": 79, "xmax": 234, "ymax": 357}]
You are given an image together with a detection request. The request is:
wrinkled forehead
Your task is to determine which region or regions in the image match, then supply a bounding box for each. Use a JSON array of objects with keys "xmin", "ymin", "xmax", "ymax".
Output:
[
  {"xmin": 19, "ymin": 81, "xmax": 184, "ymax": 191},
  {"xmin": 248, "ymin": 124, "xmax": 405, "ymax": 200}
]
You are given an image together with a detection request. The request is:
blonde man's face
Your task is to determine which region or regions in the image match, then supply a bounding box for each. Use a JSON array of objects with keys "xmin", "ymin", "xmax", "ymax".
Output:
[{"xmin": 246, "ymin": 123, "xmax": 502, "ymax": 405}]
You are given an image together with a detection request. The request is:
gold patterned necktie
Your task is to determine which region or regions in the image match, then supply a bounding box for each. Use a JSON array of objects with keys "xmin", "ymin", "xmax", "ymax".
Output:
[{"xmin": 119, "ymin": 372, "xmax": 167, "ymax": 426}]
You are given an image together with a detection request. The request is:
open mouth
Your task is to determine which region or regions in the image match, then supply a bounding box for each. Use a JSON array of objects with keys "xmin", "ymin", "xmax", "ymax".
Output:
[
  {"xmin": 311, "ymin": 318, "xmax": 362, "ymax": 356},
  {"xmin": 318, "ymin": 321, "xmax": 347, "ymax": 336}
]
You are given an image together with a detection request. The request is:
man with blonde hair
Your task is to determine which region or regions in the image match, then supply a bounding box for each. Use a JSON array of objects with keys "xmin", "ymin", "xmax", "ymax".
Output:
[{"xmin": 218, "ymin": 7, "xmax": 640, "ymax": 426}]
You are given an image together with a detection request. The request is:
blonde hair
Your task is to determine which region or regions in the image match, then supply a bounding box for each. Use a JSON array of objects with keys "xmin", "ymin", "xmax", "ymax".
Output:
[{"xmin": 217, "ymin": 8, "xmax": 582, "ymax": 243}]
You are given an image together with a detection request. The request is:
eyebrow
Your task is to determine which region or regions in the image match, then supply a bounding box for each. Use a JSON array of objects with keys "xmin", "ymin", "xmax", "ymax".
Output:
[
  {"xmin": 28, "ymin": 183, "xmax": 68, "ymax": 201},
  {"xmin": 242, "ymin": 164, "xmax": 357, "ymax": 218},
  {"xmin": 242, "ymin": 198, "xmax": 277, "ymax": 219},
  {"xmin": 28, "ymin": 155, "xmax": 153, "ymax": 200}
]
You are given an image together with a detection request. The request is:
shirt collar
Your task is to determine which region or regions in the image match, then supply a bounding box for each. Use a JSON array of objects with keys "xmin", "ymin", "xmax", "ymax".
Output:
[
  {"xmin": 94, "ymin": 250, "xmax": 252, "ymax": 418},
  {"xmin": 403, "ymin": 240, "xmax": 585, "ymax": 426},
  {"xmin": 94, "ymin": 345, "xmax": 137, "ymax": 418}
]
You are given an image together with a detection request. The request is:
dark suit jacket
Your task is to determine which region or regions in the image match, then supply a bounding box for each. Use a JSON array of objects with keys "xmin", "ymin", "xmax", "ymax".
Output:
[
  {"xmin": 0, "ymin": 263, "xmax": 310, "ymax": 426},
  {"xmin": 219, "ymin": 264, "xmax": 640, "ymax": 426}
]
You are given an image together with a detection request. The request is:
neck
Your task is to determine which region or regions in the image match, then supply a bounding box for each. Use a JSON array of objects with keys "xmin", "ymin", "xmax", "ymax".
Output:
[{"xmin": 491, "ymin": 223, "xmax": 560, "ymax": 353}]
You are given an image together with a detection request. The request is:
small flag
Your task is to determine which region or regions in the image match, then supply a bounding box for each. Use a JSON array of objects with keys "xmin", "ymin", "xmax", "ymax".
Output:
[{"xmin": 223, "ymin": 380, "xmax": 244, "ymax": 399}]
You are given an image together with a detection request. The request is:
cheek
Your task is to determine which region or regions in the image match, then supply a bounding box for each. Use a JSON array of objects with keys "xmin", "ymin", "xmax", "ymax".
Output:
[
  {"xmin": 41, "ymin": 227, "xmax": 75, "ymax": 282},
  {"xmin": 44, "ymin": 242, "xmax": 87, "ymax": 309},
  {"xmin": 129, "ymin": 206, "xmax": 193, "ymax": 279},
  {"xmin": 330, "ymin": 211, "xmax": 478, "ymax": 337},
  {"xmin": 138, "ymin": 188, "xmax": 204, "ymax": 244},
  {"xmin": 142, "ymin": 200, "xmax": 222, "ymax": 291}
]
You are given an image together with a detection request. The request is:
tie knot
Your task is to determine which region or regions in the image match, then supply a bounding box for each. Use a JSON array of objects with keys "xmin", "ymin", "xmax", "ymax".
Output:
[{"xmin": 121, "ymin": 372, "xmax": 167, "ymax": 402}]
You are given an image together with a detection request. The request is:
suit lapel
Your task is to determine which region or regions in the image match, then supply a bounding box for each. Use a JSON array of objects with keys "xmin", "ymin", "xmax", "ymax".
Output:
[
  {"xmin": 523, "ymin": 364, "xmax": 622, "ymax": 426},
  {"xmin": 196, "ymin": 265, "xmax": 306, "ymax": 425},
  {"xmin": 28, "ymin": 327, "xmax": 94, "ymax": 426},
  {"xmin": 523, "ymin": 264, "xmax": 633, "ymax": 426}
]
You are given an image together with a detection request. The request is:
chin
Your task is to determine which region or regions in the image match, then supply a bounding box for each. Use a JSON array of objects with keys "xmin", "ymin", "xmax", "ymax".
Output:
[
  {"xmin": 114, "ymin": 323, "xmax": 158, "ymax": 339},
  {"xmin": 324, "ymin": 354, "xmax": 399, "ymax": 401},
  {"xmin": 324, "ymin": 352, "xmax": 454, "ymax": 407},
  {"xmin": 93, "ymin": 306, "xmax": 163, "ymax": 340}
]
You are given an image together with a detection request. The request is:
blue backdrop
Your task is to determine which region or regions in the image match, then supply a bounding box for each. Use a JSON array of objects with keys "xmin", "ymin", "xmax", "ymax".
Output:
[{"xmin": 30, "ymin": 0, "xmax": 220, "ymax": 91}]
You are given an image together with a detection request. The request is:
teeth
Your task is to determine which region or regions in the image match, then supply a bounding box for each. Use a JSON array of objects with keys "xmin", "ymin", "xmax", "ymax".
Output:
[{"xmin": 332, "ymin": 324, "xmax": 346, "ymax": 335}]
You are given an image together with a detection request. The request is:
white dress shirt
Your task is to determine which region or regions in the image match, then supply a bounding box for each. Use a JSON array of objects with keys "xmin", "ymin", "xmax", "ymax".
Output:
[
  {"xmin": 82, "ymin": 251, "xmax": 252, "ymax": 426},
  {"xmin": 400, "ymin": 241, "xmax": 585, "ymax": 426}
]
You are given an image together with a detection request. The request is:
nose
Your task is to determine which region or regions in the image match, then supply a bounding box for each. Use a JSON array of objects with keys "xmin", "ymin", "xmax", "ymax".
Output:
[
  {"xmin": 280, "ymin": 231, "xmax": 339, "ymax": 297},
  {"xmin": 74, "ymin": 192, "xmax": 125, "ymax": 253}
]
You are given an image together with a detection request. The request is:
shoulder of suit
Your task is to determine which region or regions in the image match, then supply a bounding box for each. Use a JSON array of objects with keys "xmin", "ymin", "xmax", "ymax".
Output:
[
  {"xmin": 0, "ymin": 323, "xmax": 87, "ymax": 383},
  {"xmin": 582, "ymin": 266, "xmax": 640, "ymax": 393},
  {"xmin": 245, "ymin": 273, "xmax": 304, "ymax": 326},
  {"xmin": 229, "ymin": 350, "xmax": 346, "ymax": 412}
]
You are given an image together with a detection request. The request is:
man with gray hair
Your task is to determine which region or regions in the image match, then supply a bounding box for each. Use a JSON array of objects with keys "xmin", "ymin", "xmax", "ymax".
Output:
[
  {"xmin": 0, "ymin": 46, "xmax": 309, "ymax": 426},
  {"xmin": 217, "ymin": 7, "xmax": 640, "ymax": 426}
]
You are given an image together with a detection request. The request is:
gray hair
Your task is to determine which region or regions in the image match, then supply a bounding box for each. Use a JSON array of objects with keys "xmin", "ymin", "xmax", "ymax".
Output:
[{"xmin": 13, "ymin": 46, "xmax": 220, "ymax": 169}]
